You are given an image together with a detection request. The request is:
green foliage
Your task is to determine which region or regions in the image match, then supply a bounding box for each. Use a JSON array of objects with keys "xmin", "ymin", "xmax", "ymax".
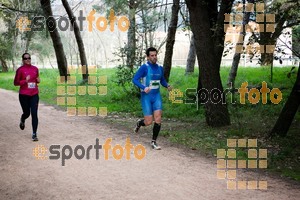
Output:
[
  {"xmin": 292, "ymin": 25, "xmax": 300, "ymax": 58},
  {"xmin": 0, "ymin": 0, "xmax": 49, "ymax": 67},
  {"xmin": 94, "ymin": 0, "xmax": 128, "ymax": 15},
  {"xmin": 114, "ymin": 64, "xmax": 139, "ymax": 96},
  {"xmin": 0, "ymin": 34, "xmax": 13, "ymax": 60}
]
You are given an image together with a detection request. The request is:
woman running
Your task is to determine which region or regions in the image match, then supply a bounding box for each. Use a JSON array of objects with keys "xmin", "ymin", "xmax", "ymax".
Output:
[{"xmin": 14, "ymin": 53, "xmax": 40, "ymax": 141}]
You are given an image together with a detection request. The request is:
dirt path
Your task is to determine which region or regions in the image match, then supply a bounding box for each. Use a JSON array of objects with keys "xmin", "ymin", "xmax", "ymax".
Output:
[{"xmin": 0, "ymin": 88, "xmax": 299, "ymax": 200}]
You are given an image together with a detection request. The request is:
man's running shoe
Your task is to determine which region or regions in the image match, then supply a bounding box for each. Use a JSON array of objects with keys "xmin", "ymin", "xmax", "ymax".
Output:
[
  {"xmin": 19, "ymin": 120, "xmax": 25, "ymax": 130},
  {"xmin": 134, "ymin": 119, "xmax": 142, "ymax": 133},
  {"xmin": 32, "ymin": 133, "xmax": 38, "ymax": 141},
  {"xmin": 151, "ymin": 141, "xmax": 161, "ymax": 150}
]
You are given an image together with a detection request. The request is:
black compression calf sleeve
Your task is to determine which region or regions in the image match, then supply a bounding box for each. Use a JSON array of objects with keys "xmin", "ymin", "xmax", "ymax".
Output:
[
  {"xmin": 152, "ymin": 123, "xmax": 161, "ymax": 141},
  {"xmin": 138, "ymin": 119, "xmax": 146, "ymax": 127}
]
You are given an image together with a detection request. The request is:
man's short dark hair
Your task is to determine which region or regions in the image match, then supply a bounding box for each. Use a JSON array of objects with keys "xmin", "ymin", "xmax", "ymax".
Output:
[
  {"xmin": 146, "ymin": 47, "xmax": 157, "ymax": 56},
  {"xmin": 22, "ymin": 53, "xmax": 30, "ymax": 59}
]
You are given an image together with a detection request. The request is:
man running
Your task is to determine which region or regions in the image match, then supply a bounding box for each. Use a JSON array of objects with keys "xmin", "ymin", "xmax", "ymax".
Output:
[
  {"xmin": 132, "ymin": 47, "xmax": 172, "ymax": 150},
  {"xmin": 14, "ymin": 53, "xmax": 40, "ymax": 141}
]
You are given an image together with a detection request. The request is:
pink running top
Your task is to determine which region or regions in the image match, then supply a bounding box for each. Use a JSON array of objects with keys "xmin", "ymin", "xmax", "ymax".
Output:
[{"xmin": 14, "ymin": 64, "xmax": 40, "ymax": 96}]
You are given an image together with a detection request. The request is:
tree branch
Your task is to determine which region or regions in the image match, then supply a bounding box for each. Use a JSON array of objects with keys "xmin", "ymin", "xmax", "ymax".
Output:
[
  {"xmin": 0, "ymin": 3, "xmax": 36, "ymax": 13},
  {"xmin": 277, "ymin": 37, "xmax": 300, "ymax": 58},
  {"xmin": 282, "ymin": 20, "xmax": 300, "ymax": 29}
]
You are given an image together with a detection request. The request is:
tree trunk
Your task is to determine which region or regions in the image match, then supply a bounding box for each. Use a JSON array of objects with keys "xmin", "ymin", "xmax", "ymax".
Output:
[
  {"xmin": 25, "ymin": 29, "xmax": 33, "ymax": 53},
  {"xmin": 270, "ymin": 65, "xmax": 300, "ymax": 137},
  {"xmin": 185, "ymin": 34, "xmax": 196, "ymax": 75},
  {"xmin": 40, "ymin": 0, "xmax": 68, "ymax": 78},
  {"xmin": 126, "ymin": 0, "xmax": 136, "ymax": 69},
  {"xmin": 185, "ymin": 0, "xmax": 231, "ymax": 127},
  {"xmin": 12, "ymin": 26, "xmax": 18, "ymax": 71},
  {"xmin": 141, "ymin": 9, "xmax": 148, "ymax": 52},
  {"xmin": 212, "ymin": 0, "xmax": 234, "ymax": 69},
  {"xmin": 227, "ymin": 52, "xmax": 241, "ymax": 87},
  {"xmin": 0, "ymin": 58, "xmax": 9, "ymax": 72},
  {"xmin": 62, "ymin": 0, "xmax": 88, "ymax": 81},
  {"xmin": 227, "ymin": 0, "xmax": 253, "ymax": 87},
  {"xmin": 260, "ymin": 52, "xmax": 274, "ymax": 66},
  {"xmin": 259, "ymin": 10, "xmax": 286, "ymax": 66},
  {"xmin": 163, "ymin": 0, "xmax": 180, "ymax": 82}
]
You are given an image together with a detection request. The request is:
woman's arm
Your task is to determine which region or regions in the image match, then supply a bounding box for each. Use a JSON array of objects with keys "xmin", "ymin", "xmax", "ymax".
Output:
[{"xmin": 14, "ymin": 68, "xmax": 27, "ymax": 86}]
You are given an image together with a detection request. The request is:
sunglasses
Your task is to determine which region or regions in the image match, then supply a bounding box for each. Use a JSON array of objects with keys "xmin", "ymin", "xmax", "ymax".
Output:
[{"xmin": 23, "ymin": 57, "xmax": 31, "ymax": 60}]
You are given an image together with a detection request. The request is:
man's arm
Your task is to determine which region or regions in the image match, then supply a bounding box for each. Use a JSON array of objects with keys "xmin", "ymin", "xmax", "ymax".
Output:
[{"xmin": 132, "ymin": 65, "xmax": 147, "ymax": 90}]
